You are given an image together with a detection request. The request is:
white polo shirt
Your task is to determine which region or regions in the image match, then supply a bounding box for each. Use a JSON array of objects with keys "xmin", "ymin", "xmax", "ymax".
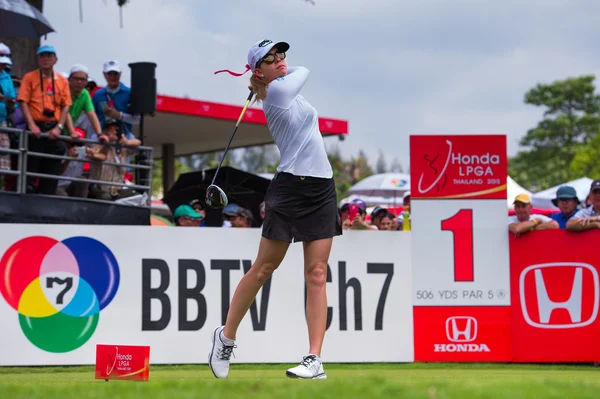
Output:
[
  {"xmin": 507, "ymin": 214, "xmax": 553, "ymax": 225},
  {"xmin": 263, "ymin": 66, "xmax": 333, "ymax": 179}
]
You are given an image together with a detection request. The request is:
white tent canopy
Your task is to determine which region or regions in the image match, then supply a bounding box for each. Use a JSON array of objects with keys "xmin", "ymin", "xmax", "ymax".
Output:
[
  {"xmin": 531, "ymin": 177, "xmax": 592, "ymax": 209},
  {"xmin": 340, "ymin": 194, "xmax": 406, "ymax": 207},
  {"xmin": 347, "ymin": 173, "xmax": 410, "ymax": 197}
]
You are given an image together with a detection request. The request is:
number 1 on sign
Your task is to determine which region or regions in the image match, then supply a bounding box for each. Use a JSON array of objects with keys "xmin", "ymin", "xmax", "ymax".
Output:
[{"xmin": 441, "ymin": 209, "xmax": 474, "ymax": 282}]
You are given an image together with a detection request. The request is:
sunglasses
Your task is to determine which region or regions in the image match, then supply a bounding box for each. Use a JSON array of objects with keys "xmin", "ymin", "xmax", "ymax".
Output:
[{"xmin": 257, "ymin": 52, "xmax": 286, "ymax": 67}]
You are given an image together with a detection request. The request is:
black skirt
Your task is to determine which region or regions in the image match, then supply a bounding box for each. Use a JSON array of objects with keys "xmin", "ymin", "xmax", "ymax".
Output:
[{"xmin": 261, "ymin": 172, "xmax": 342, "ymax": 243}]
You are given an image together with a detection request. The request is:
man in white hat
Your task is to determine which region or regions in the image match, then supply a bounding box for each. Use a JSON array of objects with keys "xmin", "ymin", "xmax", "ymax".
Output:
[
  {"xmin": 91, "ymin": 60, "xmax": 140, "ymax": 142},
  {"xmin": 64, "ymin": 64, "xmax": 102, "ymax": 141}
]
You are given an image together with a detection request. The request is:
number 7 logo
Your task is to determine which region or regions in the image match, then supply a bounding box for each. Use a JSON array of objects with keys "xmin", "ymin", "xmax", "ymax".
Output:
[{"xmin": 441, "ymin": 209, "xmax": 474, "ymax": 282}]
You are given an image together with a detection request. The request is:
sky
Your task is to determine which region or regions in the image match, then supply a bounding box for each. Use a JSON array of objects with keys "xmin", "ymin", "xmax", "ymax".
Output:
[{"xmin": 40, "ymin": 0, "xmax": 600, "ymax": 171}]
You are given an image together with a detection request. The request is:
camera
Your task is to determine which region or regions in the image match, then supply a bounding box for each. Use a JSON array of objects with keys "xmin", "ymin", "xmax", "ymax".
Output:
[
  {"xmin": 112, "ymin": 123, "xmax": 124, "ymax": 155},
  {"xmin": 42, "ymin": 108, "xmax": 55, "ymax": 118}
]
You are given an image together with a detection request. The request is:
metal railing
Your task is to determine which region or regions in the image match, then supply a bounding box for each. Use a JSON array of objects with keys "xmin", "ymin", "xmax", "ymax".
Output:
[{"xmin": 0, "ymin": 125, "xmax": 154, "ymax": 206}]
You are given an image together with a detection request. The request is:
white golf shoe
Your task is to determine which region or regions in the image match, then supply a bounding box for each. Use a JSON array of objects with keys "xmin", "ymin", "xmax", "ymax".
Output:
[
  {"xmin": 208, "ymin": 326, "xmax": 236, "ymax": 378},
  {"xmin": 286, "ymin": 354, "xmax": 327, "ymax": 379}
]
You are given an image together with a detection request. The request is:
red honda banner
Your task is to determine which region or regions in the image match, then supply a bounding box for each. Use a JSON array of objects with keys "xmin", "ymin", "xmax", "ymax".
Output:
[
  {"xmin": 510, "ymin": 230, "xmax": 600, "ymax": 362},
  {"xmin": 95, "ymin": 344, "xmax": 151, "ymax": 381},
  {"xmin": 413, "ymin": 306, "xmax": 511, "ymax": 361},
  {"xmin": 410, "ymin": 135, "xmax": 507, "ymax": 200}
]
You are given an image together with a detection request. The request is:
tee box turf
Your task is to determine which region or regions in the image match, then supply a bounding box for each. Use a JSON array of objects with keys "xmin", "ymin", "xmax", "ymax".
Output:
[{"xmin": 95, "ymin": 344, "xmax": 151, "ymax": 382}]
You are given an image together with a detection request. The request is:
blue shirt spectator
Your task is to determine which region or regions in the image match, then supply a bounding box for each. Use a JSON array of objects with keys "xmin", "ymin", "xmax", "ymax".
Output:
[
  {"xmin": 550, "ymin": 211, "xmax": 576, "ymax": 229},
  {"xmin": 91, "ymin": 60, "xmax": 139, "ymax": 140},
  {"xmin": 549, "ymin": 186, "xmax": 579, "ymax": 229}
]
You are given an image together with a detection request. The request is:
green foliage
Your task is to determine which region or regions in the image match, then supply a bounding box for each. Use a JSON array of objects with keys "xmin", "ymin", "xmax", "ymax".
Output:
[
  {"xmin": 390, "ymin": 156, "xmax": 404, "ymax": 173},
  {"xmin": 328, "ymin": 146, "xmax": 374, "ymax": 204},
  {"xmin": 509, "ymin": 75, "xmax": 600, "ymax": 191},
  {"xmin": 151, "ymin": 159, "xmax": 192, "ymax": 198},
  {"xmin": 571, "ymin": 133, "xmax": 600, "ymax": 178},
  {"xmin": 375, "ymin": 150, "xmax": 387, "ymax": 174}
]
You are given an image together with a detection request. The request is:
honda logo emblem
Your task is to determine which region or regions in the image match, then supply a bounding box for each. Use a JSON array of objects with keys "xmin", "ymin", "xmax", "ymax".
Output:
[
  {"xmin": 519, "ymin": 263, "xmax": 599, "ymax": 329},
  {"xmin": 445, "ymin": 316, "xmax": 477, "ymax": 342}
]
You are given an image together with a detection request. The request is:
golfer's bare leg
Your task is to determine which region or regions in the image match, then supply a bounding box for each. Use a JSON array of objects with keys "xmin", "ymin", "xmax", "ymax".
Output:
[
  {"xmin": 303, "ymin": 238, "xmax": 333, "ymax": 357},
  {"xmin": 223, "ymin": 237, "xmax": 290, "ymax": 340}
]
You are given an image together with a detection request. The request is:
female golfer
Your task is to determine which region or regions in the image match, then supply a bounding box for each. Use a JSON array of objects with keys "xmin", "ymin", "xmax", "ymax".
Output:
[{"xmin": 210, "ymin": 39, "xmax": 342, "ymax": 379}]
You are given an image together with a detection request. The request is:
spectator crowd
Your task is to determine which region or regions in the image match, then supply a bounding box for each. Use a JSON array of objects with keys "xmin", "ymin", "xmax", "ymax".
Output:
[
  {"xmin": 171, "ymin": 200, "xmax": 259, "ymax": 228},
  {"xmin": 170, "ymin": 191, "xmax": 413, "ymax": 231},
  {"xmin": 338, "ymin": 191, "xmax": 411, "ymax": 231},
  {"xmin": 170, "ymin": 179, "xmax": 600, "ymax": 235},
  {"xmin": 508, "ymin": 179, "xmax": 600, "ymax": 236},
  {"xmin": 0, "ymin": 43, "xmax": 143, "ymax": 201}
]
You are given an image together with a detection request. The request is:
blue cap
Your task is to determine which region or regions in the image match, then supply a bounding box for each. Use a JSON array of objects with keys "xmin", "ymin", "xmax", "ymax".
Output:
[
  {"xmin": 222, "ymin": 203, "xmax": 240, "ymax": 216},
  {"xmin": 37, "ymin": 45, "xmax": 56, "ymax": 55}
]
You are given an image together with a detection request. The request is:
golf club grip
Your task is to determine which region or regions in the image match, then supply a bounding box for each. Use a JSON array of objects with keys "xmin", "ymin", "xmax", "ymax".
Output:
[{"xmin": 210, "ymin": 89, "xmax": 255, "ymax": 185}]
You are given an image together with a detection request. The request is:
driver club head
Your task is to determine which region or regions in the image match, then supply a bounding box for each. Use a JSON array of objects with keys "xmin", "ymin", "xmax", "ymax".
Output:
[{"xmin": 205, "ymin": 184, "xmax": 228, "ymax": 209}]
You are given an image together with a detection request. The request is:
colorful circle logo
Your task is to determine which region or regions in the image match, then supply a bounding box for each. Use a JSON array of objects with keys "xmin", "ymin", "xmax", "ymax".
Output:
[
  {"xmin": 390, "ymin": 179, "xmax": 408, "ymax": 188},
  {"xmin": 0, "ymin": 236, "xmax": 120, "ymax": 353}
]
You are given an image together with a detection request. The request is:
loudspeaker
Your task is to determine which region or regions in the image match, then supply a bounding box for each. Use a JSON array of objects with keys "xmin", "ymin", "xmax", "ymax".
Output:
[{"xmin": 128, "ymin": 62, "xmax": 157, "ymax": 115}]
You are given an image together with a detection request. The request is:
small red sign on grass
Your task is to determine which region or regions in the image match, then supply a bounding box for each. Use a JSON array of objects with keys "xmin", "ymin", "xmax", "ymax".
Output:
[{"xmin": 95, "ymin": 344, "xmax": 150, "ymax": 382}]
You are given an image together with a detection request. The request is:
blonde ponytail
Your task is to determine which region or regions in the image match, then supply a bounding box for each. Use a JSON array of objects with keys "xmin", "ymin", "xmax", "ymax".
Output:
[{"xmin": 250, "ymin": 74, "xmax": 268, "ymax": 103}]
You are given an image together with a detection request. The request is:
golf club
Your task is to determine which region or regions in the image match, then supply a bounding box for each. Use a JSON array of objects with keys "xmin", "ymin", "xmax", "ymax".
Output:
[{"xmin": 205, "ymin": 89, "xmax": 255, "ymax": 209}]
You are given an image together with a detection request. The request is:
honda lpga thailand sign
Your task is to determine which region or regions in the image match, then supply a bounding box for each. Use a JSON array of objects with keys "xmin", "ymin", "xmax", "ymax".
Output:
[{"xmin": 410, "ymin": 135, "xmax": 507, "ymax": 200}]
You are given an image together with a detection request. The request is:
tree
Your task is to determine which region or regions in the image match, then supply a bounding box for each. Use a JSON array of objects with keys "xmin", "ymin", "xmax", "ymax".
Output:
[
  {"xmin": 151, "ymin": 158, "xmax": 191, "ymax": 198},
  {"xmin": 390, "ymin": 156, "xmax": 404, "ymax": 173},
  {"xmin": 350, "ymin": 150, "xmax": 374, "ymax": 183},
  {"xmin": 571, "ymin": 133, "xmax": 600, "ymax": 178},
  {"xmin": 327, "ymin": 146, "xmax": 374, "ymax": 203},
  {"xmin": 239, "ymin": 145, "xmax": 279, "ymax": 173},
  {"xmin": 0, "ymin": 0, "xmax": 131, "ymax": 77},
  {"xmin": 328, "ymin": 146, "xmax": 350, "ymax": 203},
  {"xmin": 508, "ymin": 75, "xmax": 600, "ymax": 191},
  {"xmin": 375, "ymin": 150, "xmax": 387, "ymax": 174}
]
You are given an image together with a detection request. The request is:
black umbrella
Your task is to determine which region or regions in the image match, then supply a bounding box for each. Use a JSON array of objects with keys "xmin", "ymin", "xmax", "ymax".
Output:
[
  {"xmin": 0, "ymin": 0, "xmax": 55, "ymax": 38},
  {"xmin": 163, "ymin": 166, "xmax": 272, "ymax": 227}
]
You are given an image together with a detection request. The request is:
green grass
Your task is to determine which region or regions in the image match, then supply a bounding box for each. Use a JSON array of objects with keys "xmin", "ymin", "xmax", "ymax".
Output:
[{"xmin": 0, "ymin": 363, "xmax": 598, "ymax": 399}]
